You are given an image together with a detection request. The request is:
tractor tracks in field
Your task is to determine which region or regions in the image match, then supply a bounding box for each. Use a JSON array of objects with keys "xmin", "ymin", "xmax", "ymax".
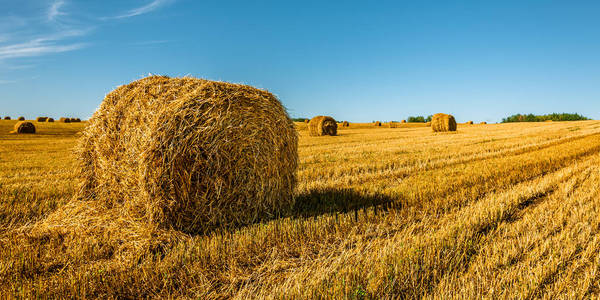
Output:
[
  {"xmin": 426, "ymin": 161, "xmax": 600, "ymax": 299},
  {"xmin": 300, "ymin": 131, "xmax": 600, "ymax": 187}
]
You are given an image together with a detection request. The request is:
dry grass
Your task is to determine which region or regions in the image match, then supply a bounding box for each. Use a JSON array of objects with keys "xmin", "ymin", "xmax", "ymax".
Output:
[
  {"xmin": 432, "ymin": 113, "xmax": 457, "ymax": 132},
  {"xmin": 1, "ymin": 119, "xmax": 600, "ymax": 298},
  {"xmin": 70, "ymin": 75, "xmax": 298, "ymax": 246},
  {"xmin": 309, "ymin": 116, "xmax": 337, "ymax": 136},
  {"xmin": 10, "ymin": 121, "xmax": 36, "ymax": 134}
]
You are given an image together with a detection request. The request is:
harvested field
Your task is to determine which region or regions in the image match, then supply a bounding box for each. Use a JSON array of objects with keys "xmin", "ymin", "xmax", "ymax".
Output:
[{"xmin": 1, "ymin": 120, "xmax": 600, "ymax": 298}]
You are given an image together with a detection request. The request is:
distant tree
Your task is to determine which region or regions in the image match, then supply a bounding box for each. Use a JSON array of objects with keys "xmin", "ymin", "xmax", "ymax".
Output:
[
  {"xmin": 292, "ymin": 118, "xmax": 309, "ymax": 122},
  {"xmin": 502, "ymin": 113, "xmax": 589, "ymax": 123},
  {"xmin": 407, "ymin": 116, "xmax": 426, "ymax": 123}
]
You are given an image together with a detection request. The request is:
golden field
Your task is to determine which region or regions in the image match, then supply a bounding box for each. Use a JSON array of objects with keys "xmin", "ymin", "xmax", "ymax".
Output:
[{"xmin": 1, "ymin": 119, "xmax": 600, "ymax": 298}]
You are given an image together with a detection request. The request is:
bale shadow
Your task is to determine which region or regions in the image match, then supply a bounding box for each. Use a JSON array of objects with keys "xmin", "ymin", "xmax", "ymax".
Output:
[
  {"xmin": 194, "ymin": 188, "xmax": 396, "ymax": 236},
  {"xmin": 289, "ymin": 188, "xmax": 395, "ymax": 219}
]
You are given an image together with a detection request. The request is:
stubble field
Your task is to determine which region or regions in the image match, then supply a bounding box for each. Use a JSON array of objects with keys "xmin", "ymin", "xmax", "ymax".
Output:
[{"xmin": 1, "ymin": 119, "xmax": 600, "ymax": 298}]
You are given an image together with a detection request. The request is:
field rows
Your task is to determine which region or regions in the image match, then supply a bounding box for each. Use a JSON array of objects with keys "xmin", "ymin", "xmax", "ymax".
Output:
[{"xmin": 1, "ymin": 120, "xmax": 600, "ymax": 298}]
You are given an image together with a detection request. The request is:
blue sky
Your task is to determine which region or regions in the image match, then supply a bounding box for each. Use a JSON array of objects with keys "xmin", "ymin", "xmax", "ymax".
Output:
[{"xmin": 1, "ymin": 0, "xmax": 600, "ymax": 122}]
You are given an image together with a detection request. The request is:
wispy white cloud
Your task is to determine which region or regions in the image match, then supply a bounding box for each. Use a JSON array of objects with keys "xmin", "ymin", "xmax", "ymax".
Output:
[
  {"xmin": 0, "ymin": 43, "xmax": 86, "ymax": 60},
  {"xmin": 0, "ymin": 75, "xmax": 39, "ymax": 84},
  {"xmin": 5, "ymin": 64, "xmax": 37, "ymax": 70},
  {"xmin": 0, "ymin": 29, "xmax": 89, "ymax": 60},
  {"xmin": 105, "ymin": 0, "xmax": 173, "ymax": 19},
  {"xmin": 48, "ymin": 0, "xmax": 66, "ymax": 21},
  {"xmin": 0, "ymin": 0, "xmax": 174, "ymax": 64}
]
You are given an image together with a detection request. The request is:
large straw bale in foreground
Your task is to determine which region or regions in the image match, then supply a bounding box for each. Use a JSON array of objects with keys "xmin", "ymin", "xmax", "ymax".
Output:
[
  {"xmin": 308, "ymin": 116, "xmax": 337, "ymax": 136},
  {"xmin": 77, "ymin": 76, "xmax": 298, "ymax": 233},
  {"xmin": 431, "ymin": 113, "xmax": 457, "ymax": 132},
  {"xmin": 11, "ymin": 121, "xmax": 35, "ymax": 134}
]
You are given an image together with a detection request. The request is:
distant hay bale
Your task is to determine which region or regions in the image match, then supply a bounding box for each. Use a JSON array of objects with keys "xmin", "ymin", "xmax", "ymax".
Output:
[
  {"xmin": 374, "ymin": 121, "xmax": 381, "ymax": 126},
  {"xmin": 77, "ymin": 76, "xmax": 298, "ymax": 233},
  {"xmin": 480, "ymin": 121, "xmax": 487, "ymax": 124},
  {"xmin": 3, "ymin": 116, "xmax": 10, "ymax": 120},
  {"xmin": 59, "ymin": 117, "xmax": 71, "ymax": 123},
  {"xmin": 18, "ymin": 116, "xmax": 25, "ymax": 121},
  {"xmin": 545, "ymin": 120, "xmax": 553, "ymax": 122},
  {"xmin": 11, "ymin": 121, "xmax": 35, "ymax": 134},
  {"xmin": 426, "ymin": 122, "xmax": 431, "ymax": 127},
  {"xmin": 36, "ymin": 117, "xmax": 47, "ymax": 122},
  {"xmin": 388, "ymin": 121, "xmax": 398, "ymax": 128},
  {"xmin": 401, "ymin": 120, "xmax": 406, "ymax": 123},
  {"xmin": 431, "ymin": 113, "xmax": 457, "ymax": 132},
  {"xmin": 467, "ymin": 121, "xmax": 474, "ymax": 125},
  {"xmin": 341, "ymin": 121, "xmax": 349, "ymax": 127},
  {"xmin": 304, "ymin": 119, "xmax": 309, "ymax": 123},
  {"xmin": 47, "ymin": 118, "xmax": 54, "ymax": 122},
  {"xmin": 308, "ymin": 116, "xmax": 337, "ymax": 136},
  {"xmin": 69, "ymin": 118, "xmax": 81, "ymax": 122}
]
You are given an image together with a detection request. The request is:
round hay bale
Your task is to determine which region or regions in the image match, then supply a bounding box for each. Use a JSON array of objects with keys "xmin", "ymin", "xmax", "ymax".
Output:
[
  {"xmin": 304, "ymin": 119, "xmax": 309, "ymax": 123},
  {"xmin": 545, "ymin": 120, "xmax": 553, "ymax": 122},
  {"xmin": 11, "ymin": 121, "xmax": 35, "ymax": 134},
  {"xmin": 426, "ymin": 122, "xmax": 432, "ymax": 127},
  {"xmin": 3, "ymin": 116, "xmax": 11, "ymax": 120},
  {"xmin": 59, "ymin": 117, "xmax": 71, "ymax": 123},
  {"xmin": 18, "ymin": 116, "xmax": 25, "ymax": 121},
  {"xmin": 480, "ymin": 121, "xmax": 487, "ymax": 125},
  {"xmin": 401, "ymin": 120, "xmax": 406, "ymax": 123},
  {"xmin": 388, "ymin": 121, "xmax": 398, "ymax": 128},
  {"xmin": 36, "ymin": 117, "xmax": 47, "ymax": 122},
  {"xmin": 341, "ymin": 121, "xmax": 349, "ymax": 127},
  {"xmin": 77, "ymin": 76, "xmax": 298, "ymax": 233},
  {"xmin": 374, "ymin": 121, "xmax": 381, "ymax": 126},
  {"xmin": 431, "ymin": 113, "xmax": 457, "ymax": 132},
  {"xmin": 467, "ymin": 121, "xmax": 474, "ymax": 125},
  {"xmin": 47, "ymin": 118, "xmax": 55, "ymax": 122},
  {"xmin": 308, "ymin": 116, "xmax": 337, "ymax": 136}
]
